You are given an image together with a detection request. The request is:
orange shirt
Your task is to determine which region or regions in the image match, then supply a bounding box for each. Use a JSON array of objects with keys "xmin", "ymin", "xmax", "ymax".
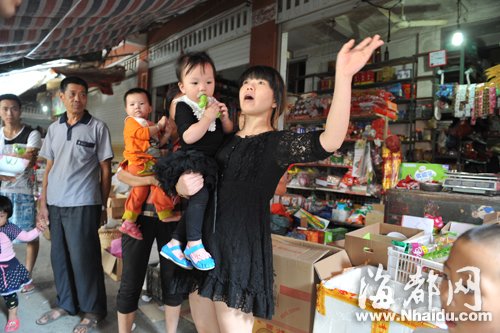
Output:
[{"xmin": 123, "ymin": 116, "xmax": 155, "ymax": 165}]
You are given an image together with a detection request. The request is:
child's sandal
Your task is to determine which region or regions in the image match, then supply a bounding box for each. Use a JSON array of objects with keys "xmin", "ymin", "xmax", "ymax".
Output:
[
  {"xmin": 5, "ymin": 318, "xmax": 19, "ymax": 332},
  {"xmin": 184, "ymin": 244, "xmax": 215, "ymax": 271},
  {"xmin": 119, "ymin": 221, "xmax": 143, "ymax": 240}
]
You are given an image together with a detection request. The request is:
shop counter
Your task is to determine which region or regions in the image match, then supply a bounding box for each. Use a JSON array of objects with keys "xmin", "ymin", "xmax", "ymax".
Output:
[{"xmin": 384, "ymin": 189, "xmax": 500, "ymax": 225}]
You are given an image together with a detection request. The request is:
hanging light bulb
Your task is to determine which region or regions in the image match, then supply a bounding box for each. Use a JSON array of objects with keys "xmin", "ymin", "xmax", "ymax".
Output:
[
  {"xmin": 451, "ymin": 0, "xmax": 464, "ymax": 46},
  {"xmin": 452, "ymin": 30, "xmax": 464, "ymax": 46}
]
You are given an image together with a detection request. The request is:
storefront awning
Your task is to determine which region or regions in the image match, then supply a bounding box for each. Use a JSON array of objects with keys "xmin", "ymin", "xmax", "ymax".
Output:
[{"xmin": 0, "ymin": 0, "xmax": 205, "ymax": 65}]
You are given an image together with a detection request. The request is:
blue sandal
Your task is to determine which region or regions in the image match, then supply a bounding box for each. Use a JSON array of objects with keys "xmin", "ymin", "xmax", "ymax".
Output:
[
  {"xmin": 184, "ymin": 244, "xmax": 215, "ymax": 271},
  {"xmin": 160, "ymin": 244, "xmax": 193, "ymax": 270}
]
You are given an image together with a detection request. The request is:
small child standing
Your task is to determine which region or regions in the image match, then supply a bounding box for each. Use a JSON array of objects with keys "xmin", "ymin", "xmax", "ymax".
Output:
[
  {"xmin": 120, "ymin": 88, "xmax": 174, "ymax": 240},
  {"xmin": 0, "ymin": 195, "xmax": 43, "ymax": 332},
  {"xmin": 156, "ymin": 52, "xmax": 233, "ymax": 271}
]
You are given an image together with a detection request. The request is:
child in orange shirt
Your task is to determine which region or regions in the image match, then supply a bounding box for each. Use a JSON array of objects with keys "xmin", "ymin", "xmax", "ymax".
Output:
[{"xmin": 119, "ymin": 88, "xmax": 173, "ymax": 240}]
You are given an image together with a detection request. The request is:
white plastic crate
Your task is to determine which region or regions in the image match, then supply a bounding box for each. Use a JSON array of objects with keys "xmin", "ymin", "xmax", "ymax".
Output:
[{"xmin": 387, "ymin": 247, "xmax": 444, "ymax": 285}]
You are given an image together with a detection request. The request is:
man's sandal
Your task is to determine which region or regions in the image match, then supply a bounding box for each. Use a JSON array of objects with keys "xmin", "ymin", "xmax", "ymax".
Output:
[
  {"xmin": 184, "ymin": 244, "xmax": 215, "ymax": 271},
  {"xmin": 72, "ymin": 317, "xmax": 98, "ymax": 333},
  {"xmin": 160, "ymin": 244, "xmax": 193, "ymax": 270},
  {"xmin": 36, "ymin": 307, "xmax": 68, "ymax": 325}
]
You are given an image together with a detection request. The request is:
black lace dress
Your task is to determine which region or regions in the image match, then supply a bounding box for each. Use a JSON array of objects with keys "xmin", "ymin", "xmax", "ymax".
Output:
[{"xmin": 169, "ymin": 130, "xmax": 331, "ymax": 319}]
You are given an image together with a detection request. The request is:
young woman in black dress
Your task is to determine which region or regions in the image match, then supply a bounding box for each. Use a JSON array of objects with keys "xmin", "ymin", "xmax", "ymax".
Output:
[{"xmin": 173, "ymin": 35, "xmax": 384, "ymax": 333}]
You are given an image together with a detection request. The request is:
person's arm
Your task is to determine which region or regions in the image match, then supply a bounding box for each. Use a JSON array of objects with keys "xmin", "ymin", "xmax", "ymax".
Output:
[
  {"xmin": 158, "ymin": 118, "xmax": 173, "ymax": 147},
  {"xmin": 16, "ymin": 228, "xmax": 41, "ymax": 242},
  {"xmin": 175, "ymin": 172, "xmax": 204, "ymax": 198},
  {"xmin": 24, "ymin": 129, "xmax": 42, "ymax": 169},
  {"xmin": 100, "ymin": 158, "xmax": 112, "ymax": 204},
  {"xmin": 37, "ymin": 159, "xmax": 53, "ymax": 224},
  {"xmin": 123, "ymin": 116, "xmax": 166, "ymax": 141},
  {"xmin": 100, "ymin": 158, "xmax": 112, "ymax": 225},
  {"xmin": 319, "ymin": 35, "xmax": 384, "ymax": 152},
  {"xmin": 117, "ymin": 168, "xmax": 160, "ymax": 187},
  {"xmin": 182, "ymin": 102, "xmax": 221, "ymax": 144},
  {"xmin": 219, "ymin": 103, "xmax": 234, "ymax": 133},
  {"xmin": 153, "ymin": 116, "xmax": 168, "ymax": 137}
]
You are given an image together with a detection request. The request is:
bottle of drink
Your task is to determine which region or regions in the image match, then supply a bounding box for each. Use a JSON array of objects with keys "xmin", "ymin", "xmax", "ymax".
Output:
[
  {"xmin": 373, "ymin": 47, "xmax": 382, "ymax": 63},
  {"xmin": 384, "ymin": 47, "xmax": 389, "ymax": 61}
]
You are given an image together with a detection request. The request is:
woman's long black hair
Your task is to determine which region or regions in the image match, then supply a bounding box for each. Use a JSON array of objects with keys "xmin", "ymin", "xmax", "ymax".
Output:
[{"xmin": 239, "ymin": 66, "xmax": 286, "ymax": 129}]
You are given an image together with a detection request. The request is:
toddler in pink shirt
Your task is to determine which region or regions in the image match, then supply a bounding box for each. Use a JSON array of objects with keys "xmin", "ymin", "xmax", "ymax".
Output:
[{"xmin": 0, "ymin": 195, "xmax": 44, "ymax": 332}]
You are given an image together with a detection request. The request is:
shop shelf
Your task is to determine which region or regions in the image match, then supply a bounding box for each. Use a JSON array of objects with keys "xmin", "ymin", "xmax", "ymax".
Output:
[
  {"xmin": 286, "ymin": 184, "xmax": 373, "ymax": 197},
  {"xmin": 353, "ymin": 78, "xmax": 412, "ymax": 89},
  {"xmin": 291, "ymin": 162, "xmax": 350, "ymax": 168},
  {"xmin": 285, "ymin": 117, "xmax": 327, "ymax": 124}
]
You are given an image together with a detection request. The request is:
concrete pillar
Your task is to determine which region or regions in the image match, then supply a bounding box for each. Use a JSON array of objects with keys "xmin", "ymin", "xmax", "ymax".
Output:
[{"xmin": 249, "ymin": 0, "xmax": 278, "ymax": 67}]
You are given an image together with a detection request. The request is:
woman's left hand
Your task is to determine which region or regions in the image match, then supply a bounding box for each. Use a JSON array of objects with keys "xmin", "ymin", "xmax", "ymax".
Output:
[{"xmin": 336, "ymin": 35, "xmax": 384, "ymax": 78}]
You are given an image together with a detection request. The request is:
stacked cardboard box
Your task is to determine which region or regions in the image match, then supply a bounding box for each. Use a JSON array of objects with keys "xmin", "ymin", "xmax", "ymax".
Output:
[
  {"xmin": 107, "ymin": 196, "xmax": 126, "ymax": 219},
  {"xmin": 102, "ymin": 249, "xmax": 122, "ymax": 281},
  {"xmin": 252, "ymin": 235, "xmax": 348, "ymax": 333}
]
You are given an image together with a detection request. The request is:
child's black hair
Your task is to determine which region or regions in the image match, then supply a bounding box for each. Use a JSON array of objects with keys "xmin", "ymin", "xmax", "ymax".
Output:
[
  {"xmin": 238, "ymin": 66, "xmax": 286, "ymax": 129},
  {"xmin": 458, "ymin": 223, "xmax": 500, "ymax": 247},
  {"xmin": 175, "ymin": 52, "xmax": 216, "ymax": 82},
  {"xmin": 60, "ymin": 76, "xmax": 88, "ymax": 93},
  {"xmin": 123, "ymin": 88, "xmax": 152, "ymax": 106},
  {"xmin": 0, "ymin": 195, "xmax": 13, "ymax": 218}
]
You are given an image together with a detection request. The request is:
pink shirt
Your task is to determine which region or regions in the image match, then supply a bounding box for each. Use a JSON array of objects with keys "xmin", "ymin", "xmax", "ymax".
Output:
[{"xmin": 0, "ymin": 227, "xmax": 40, "ymax": 262}]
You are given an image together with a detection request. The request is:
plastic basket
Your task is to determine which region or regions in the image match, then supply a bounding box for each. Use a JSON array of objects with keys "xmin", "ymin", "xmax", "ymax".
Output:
[{"xmin": 387, "ymin": 247, "xmax": 444, "ymax": 285}]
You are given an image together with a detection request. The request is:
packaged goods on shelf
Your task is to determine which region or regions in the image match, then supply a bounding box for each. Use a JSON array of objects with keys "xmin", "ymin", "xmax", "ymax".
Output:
[
  {"xmin": 286, "ymin": 93, "xmax": 331, "ymax": 120},
  {"xmin": 399, "ymin": 163, "xmax": 449, "ymax": 183}
]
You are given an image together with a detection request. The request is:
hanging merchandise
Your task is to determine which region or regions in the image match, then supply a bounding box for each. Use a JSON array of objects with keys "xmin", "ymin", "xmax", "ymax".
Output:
[
  {"xmin": 467, "ymin": 84, "xmax": 476, "ymax": 118},
  {"xmin": 454, "ymin": 84, "xmax": 467, "ymax": 118},
  {"xmin": 381, "ymin": 146, "xmax": 401, "ymax": 191},
  {"xmin": 352, "ymin": 140, "xmax": 367, "ymax": 178},
  {"xmin": 485, "ymin": 64, "xmax": 500, "ymax": 87}
]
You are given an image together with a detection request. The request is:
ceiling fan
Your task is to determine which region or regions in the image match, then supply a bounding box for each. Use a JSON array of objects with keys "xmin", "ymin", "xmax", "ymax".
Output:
[{"xmin": 379, "ymin": 0, "xmax": 448, "ymax": 33}]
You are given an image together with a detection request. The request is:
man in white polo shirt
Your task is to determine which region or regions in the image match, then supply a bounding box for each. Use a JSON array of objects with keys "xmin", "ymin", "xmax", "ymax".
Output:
[{"xmin": 36, "ymin": 77, "xmax": 113, "ymax": 333}]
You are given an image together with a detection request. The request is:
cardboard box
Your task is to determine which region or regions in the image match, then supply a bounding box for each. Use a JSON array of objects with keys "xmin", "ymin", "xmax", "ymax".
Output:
[
  {"xmin": 402, "ymin": 215, "xmax": 434, "ymax": 235},
  {"xmin": 441, "ymin": 221, "xmax": 476, "ymax": 236},
  {"xmin": 365, "ymin": 204, "xmax": 385, "ymax": 225},
  {"xmin": 107, "ymin": 196, "xmax": 126, "ymax": 219},
  {"xmin": 251, "ymin": 235, "xmax": 345, "ymax": 333},
  {"xmin": 345, "ymin": 223, "xmax": 424, "ymax": 268},
  {"xmin": 484, "ymin": 212, "xmax": 500, "ymax": 225},
  {"xmin": 313, "ymin": 265, "xmax": 443, "ymax": 333},
  {"xmin": 102, "ymin": 249, "xmax": 122, "ymax": 281},
  {"xmin": 399, "ymin": 163, "xmax": 449, "ymax": 182},
  {"xmin": 107, "ymin": 207, "xmax": 125, "ymax": 219},
  {"xmin": 107, "ymin": 197, "xmax": 126, "ymax": 208},
  {"xmin": 331, "ymin": 239, "xmax": 345, "ymax": 248}
]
